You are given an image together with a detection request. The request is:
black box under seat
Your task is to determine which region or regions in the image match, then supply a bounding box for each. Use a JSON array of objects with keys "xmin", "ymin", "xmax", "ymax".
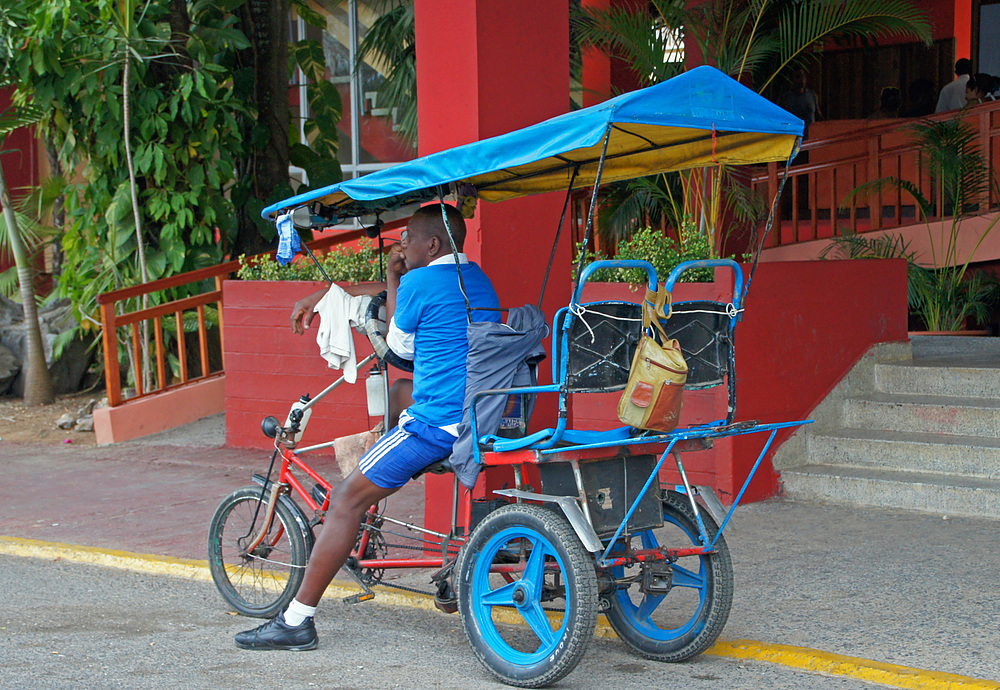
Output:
[{"xmin": 538, "ymin": 454, "xmax": 664, "ymax": 539}]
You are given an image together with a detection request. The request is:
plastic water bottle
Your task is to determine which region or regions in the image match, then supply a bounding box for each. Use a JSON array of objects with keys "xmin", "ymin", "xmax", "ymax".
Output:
[
  {"xmin": 284, "ymin": 394, "xmax": 313, "ymax": 444},
  {"xmin": 366, "ymin": 364, "xmax": 386, "ymax": 417}
]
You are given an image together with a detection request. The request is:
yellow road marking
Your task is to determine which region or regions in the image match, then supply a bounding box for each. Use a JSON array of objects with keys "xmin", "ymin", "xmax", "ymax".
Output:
[
  {"xmin": 707, "ymin": 641, "xmax": 1000, "ymax": 690},
  {"xmin": 2, "ymin": 535, "xmax": 996, "ymax": 689}
]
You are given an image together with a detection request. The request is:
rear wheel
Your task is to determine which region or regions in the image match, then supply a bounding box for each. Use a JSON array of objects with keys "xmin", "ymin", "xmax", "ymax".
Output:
[
  {"xmin": 208, "ymin": 486, "xmax": 307, "ymax": 618},
  {"xmin": 604, "ymin": 490, "xmax": 733, "ymax": 661},
  {"xmin": 457, "ymin": 504, "xmax": 598, "ymax": 688}
]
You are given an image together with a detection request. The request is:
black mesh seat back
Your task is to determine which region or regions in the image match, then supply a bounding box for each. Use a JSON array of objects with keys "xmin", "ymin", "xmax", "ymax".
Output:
[
  {"xmin": 557, "ymin": 300, "xmax": 733, "ymax": 393},
  {"xmin": 558, "ymin": 302, "xmax": 643, "ymax": 392},
  {"xmin": 662, "ymin": 301, "xmax": 732, "ymax": 389}
]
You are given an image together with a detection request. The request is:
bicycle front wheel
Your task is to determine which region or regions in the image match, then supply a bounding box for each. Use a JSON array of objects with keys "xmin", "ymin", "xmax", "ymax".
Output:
[{"xmin": 208, "ymin": 486, "xmax": 307, "ymax": 618}]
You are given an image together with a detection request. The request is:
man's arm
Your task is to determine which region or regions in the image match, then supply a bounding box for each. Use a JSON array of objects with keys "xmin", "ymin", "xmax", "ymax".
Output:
[{"xmin": 290, "ymin": 281, "xmax": 387, "ymax": 335}]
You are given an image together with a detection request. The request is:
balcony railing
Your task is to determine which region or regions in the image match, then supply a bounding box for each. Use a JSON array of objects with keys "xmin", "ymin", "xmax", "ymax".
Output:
[
  {"xmin": 96, "ymin": 227, "xmax": 381, "ymax": 409},
  {"xmin": 751, "ymin": 99, "xmax": 1000, "ymax": 249}
]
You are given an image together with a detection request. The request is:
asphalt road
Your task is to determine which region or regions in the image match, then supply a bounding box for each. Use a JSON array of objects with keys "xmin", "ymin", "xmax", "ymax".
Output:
[{"xmin": 0, "ymin": 555, "xmax": 878, "ymax": 690}]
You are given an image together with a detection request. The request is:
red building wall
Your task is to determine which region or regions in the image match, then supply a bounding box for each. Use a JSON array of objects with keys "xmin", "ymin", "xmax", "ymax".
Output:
[{"xmin": 0, "ymin": 87, "xmax": 40, "ymax": 275}]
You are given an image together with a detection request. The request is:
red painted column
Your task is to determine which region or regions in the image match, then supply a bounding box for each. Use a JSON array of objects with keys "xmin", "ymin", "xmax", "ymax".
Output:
[
  {"xmin": 954, "ymin": 0, "xmax": 973, "ymax": 61},
  {"xmin": 415, "ymin": 0, "xmax": 570, "ymax": 533}
]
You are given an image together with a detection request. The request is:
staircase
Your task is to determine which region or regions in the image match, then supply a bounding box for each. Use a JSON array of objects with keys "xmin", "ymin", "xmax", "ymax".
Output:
[{"xmin": 775, "ymin": 337, "xmax": 1000, "ymax": 519}]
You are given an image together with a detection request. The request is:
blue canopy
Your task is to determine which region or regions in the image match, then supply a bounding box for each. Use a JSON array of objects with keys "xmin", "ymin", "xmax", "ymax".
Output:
[{"xmin": 263, "ymin": 66, "xmax": 803, "ymax": 220}]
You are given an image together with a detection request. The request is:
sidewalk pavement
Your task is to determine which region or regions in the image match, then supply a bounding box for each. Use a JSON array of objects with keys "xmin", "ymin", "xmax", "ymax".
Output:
[{"xmin": 2, "ymin": 414, "xmax": 999, "ymax": 687}]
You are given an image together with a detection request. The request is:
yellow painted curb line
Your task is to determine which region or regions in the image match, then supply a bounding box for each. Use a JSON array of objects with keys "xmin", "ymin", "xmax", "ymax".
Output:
[
  {"xmin": 707, "ymin": 641, "xmax": 1000, "ymax": 690},
  {"xmin": 0, "ymin": 535, "xmax": 434, "ymax": 611},
  {"xmin": 2, "ymin": 536, "xmax": 997, "ymax": 690}
]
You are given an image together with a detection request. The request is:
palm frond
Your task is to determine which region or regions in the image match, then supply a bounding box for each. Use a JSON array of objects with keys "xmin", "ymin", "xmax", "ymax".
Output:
[
  {"xmin": 840, "ymin": 175, "xmax": 932, "ymax": 217},
  {"xmin": 0, "ymin": 104, "xmax": 46, "ymax": 137},
  {"xmin": 820, "ymin": 230, "xmax": 916, "ymax": 262},
  {"xmin": 356, "ymin": 2, "xmax": 416, "ymax": 145},
  {"xmin": 763, "ymin": 0, "xmax": 932, "ymax": 91},
  {"xmin": 573, "ymin": 3, "xmax": 685, "ymax": 87}
]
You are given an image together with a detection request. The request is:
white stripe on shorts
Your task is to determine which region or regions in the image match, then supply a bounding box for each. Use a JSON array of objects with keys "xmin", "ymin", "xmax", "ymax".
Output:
[{"xmin": 359, "ymin": 426, "xmax": 409, "ymax": 473}]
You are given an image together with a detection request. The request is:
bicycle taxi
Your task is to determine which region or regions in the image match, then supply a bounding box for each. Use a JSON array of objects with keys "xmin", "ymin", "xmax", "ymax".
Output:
[{"xmin": 209, "ymin": 66, "xmax": 810, "ymax": 687}]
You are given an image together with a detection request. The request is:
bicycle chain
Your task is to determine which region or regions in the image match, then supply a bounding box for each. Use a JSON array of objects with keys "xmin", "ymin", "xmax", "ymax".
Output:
[{"xmin": 376, "ymin": 579, "xmax": 436, "ymax": 597}]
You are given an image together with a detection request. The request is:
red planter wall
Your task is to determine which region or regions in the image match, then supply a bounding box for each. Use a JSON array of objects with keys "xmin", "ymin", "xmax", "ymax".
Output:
[
  {"xmin": 223, "ymin": 281, "xmax": 385, "ymax": 449},
  {"xmin": 567, "ymin": 259, "xmax": 909, "ymax": 505}
]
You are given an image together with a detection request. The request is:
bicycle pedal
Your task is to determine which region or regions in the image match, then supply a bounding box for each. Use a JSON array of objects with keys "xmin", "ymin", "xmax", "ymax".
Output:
[{"xmin": 343, "ymin": 591, "xmax": 376, "ymax": 605}]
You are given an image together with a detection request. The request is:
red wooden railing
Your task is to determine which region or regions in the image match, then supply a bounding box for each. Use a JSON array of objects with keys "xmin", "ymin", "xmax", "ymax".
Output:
[
  {"xmin": 96, "ymin": 225, "xmax": 398, "ymax": 408},
  {"xmin": 751, "ymin": 100, "xmax": 1000, "ymax": 248}
]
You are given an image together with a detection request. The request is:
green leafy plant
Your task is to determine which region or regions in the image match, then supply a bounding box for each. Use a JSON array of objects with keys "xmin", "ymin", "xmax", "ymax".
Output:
[
  {"xmin": 831, "ymin": 118, "xmax": 1000, "ymax": 331},
  {"xmin": 574, "ymin": 224, "xmax": 715, "ymax": 284},
  {"xmin": 238, "ymin": 239, "xmax": 381, "ymax": 283}
]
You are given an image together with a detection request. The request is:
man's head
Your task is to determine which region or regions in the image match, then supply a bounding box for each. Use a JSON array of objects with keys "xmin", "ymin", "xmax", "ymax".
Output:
[
  {"xmin": 400, "ymin": 203, "xmax": 467, "ymax": 270},
  {"xmin": 789, "ymin": 68, "xmax": 808, "ymax": 92},
  {"xmin": 956, "ymin": 59, "xmax": 973, "ymax": 77}
]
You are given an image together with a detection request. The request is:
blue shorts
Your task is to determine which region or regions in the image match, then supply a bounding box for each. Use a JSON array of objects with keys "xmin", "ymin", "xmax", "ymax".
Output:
[{"xmin": 359, "ymin": 415, "xmax": 457, "ymax": 489}]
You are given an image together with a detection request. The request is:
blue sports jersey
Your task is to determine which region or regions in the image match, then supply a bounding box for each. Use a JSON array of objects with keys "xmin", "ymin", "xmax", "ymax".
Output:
[{"xmin": 392, "ymin": 261, "xmax": 500, "ymax": 428}]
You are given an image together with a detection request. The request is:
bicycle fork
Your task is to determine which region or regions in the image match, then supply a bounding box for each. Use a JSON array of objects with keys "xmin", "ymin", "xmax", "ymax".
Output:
[{"xmin": 242, "ymin": 483, "xmax": 288, "ymax": 556}]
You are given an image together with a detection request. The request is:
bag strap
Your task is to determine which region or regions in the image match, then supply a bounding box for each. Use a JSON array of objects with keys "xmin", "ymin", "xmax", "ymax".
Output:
[{"xmin": 642, "ymin": 286, "xmax": 672, "ymax": 343}]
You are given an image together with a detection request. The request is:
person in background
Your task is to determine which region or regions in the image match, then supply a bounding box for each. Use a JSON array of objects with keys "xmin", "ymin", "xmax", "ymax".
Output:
[
  {"xmin": 779, "ymin": 67, "xmax": 822, "ymax": 138},
  {"xmin": 902, "ymin": 78, "xmax": 936, "ymax": 117},
  {"xmin": 867, "ymin": 87, "xmax": 901, "ymax": 120},
  {"xmin": 936, "ymin": 58, "xmax": 973, "ymax": 112},
  {"xmin": 966, "ymin": 73, "xmax": 997, "ymax": 105}
]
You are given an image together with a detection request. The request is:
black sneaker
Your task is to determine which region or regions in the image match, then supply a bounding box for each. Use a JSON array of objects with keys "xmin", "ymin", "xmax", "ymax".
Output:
[{"xmin": 234, "ymin": 614, "xmax": 318, "ymax": 651}]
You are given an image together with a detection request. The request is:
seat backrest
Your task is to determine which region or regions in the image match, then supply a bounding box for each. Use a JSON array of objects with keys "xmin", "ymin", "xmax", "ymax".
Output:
[{"xmin": 554, "ymin": 299, "xmax": 734, "ymax": 392}]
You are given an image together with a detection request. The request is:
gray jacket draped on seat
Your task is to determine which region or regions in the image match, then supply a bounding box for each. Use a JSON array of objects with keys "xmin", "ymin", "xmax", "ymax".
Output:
[{"xmin": 451, "ymin": 305, "xmax": 548, "ymax": 488}]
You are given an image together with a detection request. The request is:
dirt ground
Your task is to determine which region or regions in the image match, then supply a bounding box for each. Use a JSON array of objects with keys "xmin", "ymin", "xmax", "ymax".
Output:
[{"xmin": 0, "ymin": 391, "xmax": 102, "ymax": 446}]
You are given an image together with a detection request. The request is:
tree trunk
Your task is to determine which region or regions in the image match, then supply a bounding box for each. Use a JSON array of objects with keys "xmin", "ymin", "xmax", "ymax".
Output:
[
  {"xmin": 0, "ymin": 160, "xmax": 55, "ymax": 406},
  {"xmin": 123, "ymin": 45, "xmax": 153, "ymax": 392},
  {"xmin": 232, "ymin": 0, "xmax": 291, "ymax": 258}
]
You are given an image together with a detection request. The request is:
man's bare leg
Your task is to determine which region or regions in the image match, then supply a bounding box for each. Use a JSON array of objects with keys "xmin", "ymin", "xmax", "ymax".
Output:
[
  {"xmin": 295, "ymin": 470, "xmax": 399, "ymax": 606},
  {"xmin": 235, "ymin": 469, "xmax": 401, "ymax": 650}
]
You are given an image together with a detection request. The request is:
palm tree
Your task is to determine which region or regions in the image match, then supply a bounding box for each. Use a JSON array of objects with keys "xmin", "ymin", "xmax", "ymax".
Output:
[
  {"xmin": 574, "ymin": 0, "xmax": 933, "ymax": 252},
  {"xmin": 0, "ymin": 105, "xmax": 55, "ymax": 405}
]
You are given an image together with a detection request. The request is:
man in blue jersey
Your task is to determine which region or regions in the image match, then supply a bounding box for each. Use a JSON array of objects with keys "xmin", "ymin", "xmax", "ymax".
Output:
[{"xmin": 235, "ymin": 203, "xmax": 500, "ymax": 651}]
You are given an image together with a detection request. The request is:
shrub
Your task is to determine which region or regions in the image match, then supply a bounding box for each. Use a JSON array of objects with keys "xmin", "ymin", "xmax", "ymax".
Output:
[{"xmin": 237, "ymin": 239, "xmax": 381, "ymax": 283}]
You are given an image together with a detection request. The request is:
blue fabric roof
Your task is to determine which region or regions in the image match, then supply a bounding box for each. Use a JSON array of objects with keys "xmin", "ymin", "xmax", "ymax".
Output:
[{"xmin": 264, "ymin": 66, "xmax": 803, "ymax": 220}]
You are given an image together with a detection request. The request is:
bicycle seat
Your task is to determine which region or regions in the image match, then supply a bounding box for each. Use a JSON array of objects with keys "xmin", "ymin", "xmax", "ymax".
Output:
[{"xmin": 413, "ymin": 457, "xmax": 453, "ymax": 479}]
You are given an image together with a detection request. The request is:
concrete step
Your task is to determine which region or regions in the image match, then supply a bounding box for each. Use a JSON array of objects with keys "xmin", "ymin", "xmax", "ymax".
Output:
[
  {"xmin": 780, "ymin": 464, "xmax": 1000, "ymax": 519},
  {"xmin": 808, "ymin": 428, "xmax": 1000, "ymax": 479},
  {"xmin": 843, "ymin": 393, "xmax": 1000, "ymax": 437},
  {"xmin": 875, "ymin": 361, "xmax": 1000, "ymax": 398}
]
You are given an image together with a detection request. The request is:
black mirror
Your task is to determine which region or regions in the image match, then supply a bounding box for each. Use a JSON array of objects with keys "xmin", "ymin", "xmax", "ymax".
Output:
[{"xmin": 261, "ymin": 416, "xmax": 281, "ymax": 438}]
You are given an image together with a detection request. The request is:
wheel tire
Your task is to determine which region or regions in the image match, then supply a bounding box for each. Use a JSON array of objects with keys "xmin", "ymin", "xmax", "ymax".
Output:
[
  {"xmin": 604, "ymin": 489, "xmax": 734, "ymax": 662},
  {"xmin": 364, "ymin": 291, "xmax": 414, "ymax": 372},
  {"xmin": 457, "ymin": 504, "xmax": 598, "ymax": 688},
  {"xmin": 208, "ymin": 486, "xmax": 307, "ymax": 618}
]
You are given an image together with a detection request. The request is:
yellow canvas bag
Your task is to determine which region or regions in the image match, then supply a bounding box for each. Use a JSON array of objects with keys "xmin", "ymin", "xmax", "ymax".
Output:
[{"xmin": 617, "ymin": 286, "xmax": 688, "ymax": 433}]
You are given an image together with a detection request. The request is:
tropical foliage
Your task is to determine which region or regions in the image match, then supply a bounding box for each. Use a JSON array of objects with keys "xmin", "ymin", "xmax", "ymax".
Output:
[
  {"xmin": 0, "ymin": 103, "xmax": 55, "ymax": 404},
  {"xmin": 358, "ymin": 0, "xmax": 416, "ymax": 147},
  {"xmin": 573, "ymin": 0, "xmax": 933, "ymax": 252},
  {"xmin": 827, "ymin": 118, "xmax": 1000, "ymax": 331},
  {"xmin": 0, "ymin": 0, "xmax": 346, "ymax": 388}
]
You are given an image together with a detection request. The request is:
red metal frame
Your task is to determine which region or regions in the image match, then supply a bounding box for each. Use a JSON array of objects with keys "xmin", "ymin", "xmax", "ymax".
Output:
[{"xmin": 266, "ymin": 440, "xmax": 705, "ymax": 575}]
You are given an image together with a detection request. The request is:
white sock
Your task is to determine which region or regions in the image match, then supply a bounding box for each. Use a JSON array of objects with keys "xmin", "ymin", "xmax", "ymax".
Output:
[{"xmin": 282, "ymin": 598, "xmax": 316, "ymax": 627}]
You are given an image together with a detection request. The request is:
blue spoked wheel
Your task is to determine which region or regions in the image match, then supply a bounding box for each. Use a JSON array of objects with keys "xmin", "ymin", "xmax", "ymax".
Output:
[
  {"xmin": 457, "ymin": 504, "xmax": 598, "ymax": 688},
  {"xmin": 604, "ymin": 490, "xmax": 733, "ymax": 662}
]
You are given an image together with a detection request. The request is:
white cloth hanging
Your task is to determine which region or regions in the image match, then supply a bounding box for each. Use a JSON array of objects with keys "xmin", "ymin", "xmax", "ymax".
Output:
[{"xmin": 313, "ymin": 285, "xmax": 371, "ymax": 383}]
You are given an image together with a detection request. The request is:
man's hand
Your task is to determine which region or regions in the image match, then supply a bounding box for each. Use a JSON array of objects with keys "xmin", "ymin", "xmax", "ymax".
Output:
[
  {"xmin": 290, "ymin": 289, "xmax": 327, "ymax": 335},
  {"xmin": 387, "ymin": 243, "xmax": 406, "ymax": 279}
]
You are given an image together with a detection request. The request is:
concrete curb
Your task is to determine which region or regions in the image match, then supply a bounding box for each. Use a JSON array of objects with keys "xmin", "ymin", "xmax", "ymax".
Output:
[{"xmin": 3, "ymin": 535, "xmax": 997, "ymax": 690}]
